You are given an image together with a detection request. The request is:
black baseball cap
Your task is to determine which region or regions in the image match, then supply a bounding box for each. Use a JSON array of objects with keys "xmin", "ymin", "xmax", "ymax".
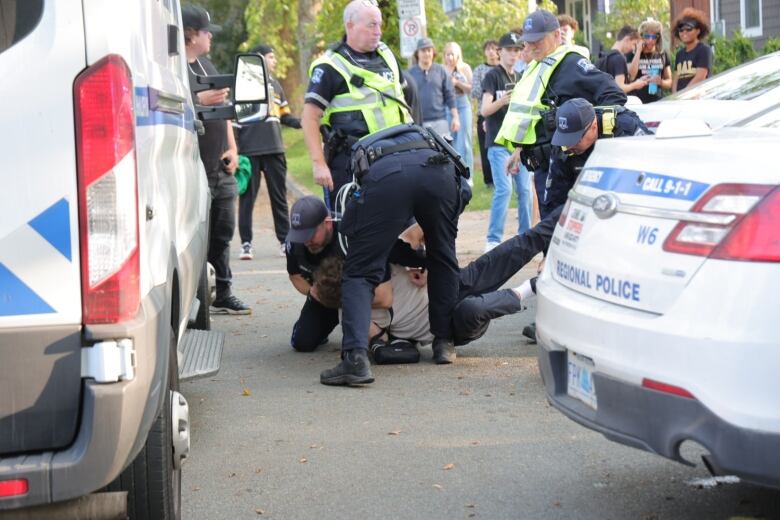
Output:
[
  {"xmin": 521, "ymin": 10, "xmax": 560, "ymax": 42},
  {"xmin": 250, "ymin": 43, "xmax": 274, "ymax": 56},
  {"xmin": 498, "ymin": 32, "xmax": 524, "ymax": 48},
  {"xmin": 552, "ymin": 98, "xmax": 596, "ymax": 147},
  {"xmin": 416, "ymin": 37, "xmax": 435, "ymax": 51},
  {"xmin": 182, "ymin": 6, "xmax": 222, "ymax": 33},
  {"xmin": 287, "ymin": 196, "xmax": 329, "ymax": 243}
]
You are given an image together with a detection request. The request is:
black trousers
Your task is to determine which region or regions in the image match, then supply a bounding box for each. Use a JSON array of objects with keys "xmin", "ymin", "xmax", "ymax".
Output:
[
  {"xmin": 340, "ymin": 149, "xmax": 460, "ymax": 352},
  {"xmin": 452, "ymin": 206, "xmax": 561, "ymax": 345},
  {"xmin": 209, "ymin": 191, "xmax": 236, "ymax": 300},
  {"xmin": 476, "ymin": 115, "xmax": 493, "ymax": 185},
  {"xmin": 326, "ymin": 149, "xmax": 352, "ymax": 210},
  {"xmin": 238, "ymin": 154, "xmax": 289, "ymax": 245},
  {"xmin": 290, "ymin": 294, "xmax": 339, "ymax": 352}
]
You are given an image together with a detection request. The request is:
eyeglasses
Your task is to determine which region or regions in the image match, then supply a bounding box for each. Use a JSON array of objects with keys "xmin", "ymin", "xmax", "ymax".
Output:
[
  {"xmin": 642, "ymin": 33, "xmax": 659, "ymax": 40},
  {"xmin": 677, "ymin": 24, "xmax": 697, "ymax": 33}
]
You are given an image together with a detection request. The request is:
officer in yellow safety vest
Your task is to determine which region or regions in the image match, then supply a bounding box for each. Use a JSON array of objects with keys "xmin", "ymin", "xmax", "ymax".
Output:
[
  {"xmin": 301, "ymin": 0, "xmax": 412, "ymax": 208},
  {"xmin": 495, "ymin": 9, "xmax": 627, "ymax": 220}
]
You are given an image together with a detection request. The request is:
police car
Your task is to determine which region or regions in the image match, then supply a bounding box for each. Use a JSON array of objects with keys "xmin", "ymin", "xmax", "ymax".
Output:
[
  {"xmin": 535, "ymin": 102, "xmax": 780, "ymax": 489},
  {"xmin": 0, "ymin": 1, "xmax": 267, "ymax": 517},
  {"xmin": 633, "ymin": 51, "xmax": 780, "ymax": 130}
]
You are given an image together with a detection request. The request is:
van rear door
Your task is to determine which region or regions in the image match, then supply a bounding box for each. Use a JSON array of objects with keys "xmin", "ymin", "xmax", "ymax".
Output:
[{"xmin": 0, "ymin": 0, "xmax": 86, "ymax": 454}]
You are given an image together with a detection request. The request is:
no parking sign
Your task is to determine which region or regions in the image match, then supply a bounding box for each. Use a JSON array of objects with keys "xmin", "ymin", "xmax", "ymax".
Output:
[{"xmin": 397, "ymin": 0, "xmax": 426, "ymax": 58}]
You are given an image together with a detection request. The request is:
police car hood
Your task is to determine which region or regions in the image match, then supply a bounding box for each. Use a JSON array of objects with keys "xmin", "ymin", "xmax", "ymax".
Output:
[{"xmin": 547, "ymin": 128, "xmax": 779, "ymax": 314}]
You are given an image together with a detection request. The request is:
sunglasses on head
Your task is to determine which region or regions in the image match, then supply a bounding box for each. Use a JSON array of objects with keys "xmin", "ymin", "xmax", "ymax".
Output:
[
  {"xmin": 677, "ymin": 23, "xmax": 697, "ymax": 33},
  {"xmin": 642, "ymin": 33, "xmax": 659, "ymax": 40}
]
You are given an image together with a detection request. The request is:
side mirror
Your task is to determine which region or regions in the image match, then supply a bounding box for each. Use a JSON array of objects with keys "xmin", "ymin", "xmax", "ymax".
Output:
[
  {"xmin": 193, "ymin": 53, "xmax": 270, "ymax": 123},
  {"xmin": 234, "ymin": 53, "xmax": 270, "ymax": 124}
]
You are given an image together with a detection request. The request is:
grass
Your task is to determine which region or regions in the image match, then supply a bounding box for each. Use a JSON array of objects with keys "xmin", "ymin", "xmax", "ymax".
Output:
[{"xmin": 282, "ymin": 127, "xmax": 517, "ymax": 212}]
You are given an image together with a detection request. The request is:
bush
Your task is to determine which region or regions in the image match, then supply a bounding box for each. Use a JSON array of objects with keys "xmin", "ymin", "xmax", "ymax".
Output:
[
  {"xmin": 710, "ymin": 31, "xmax": 757, "ymax": 74},
  {"xmin": 762, "ymin": 37, "xmax": 780, "ymax": 54}
]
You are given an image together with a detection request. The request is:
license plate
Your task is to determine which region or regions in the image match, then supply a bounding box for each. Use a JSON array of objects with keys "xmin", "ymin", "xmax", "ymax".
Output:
[{"xmin": 567, "ymin": 352, "xmax": 597, "ymax": 409}]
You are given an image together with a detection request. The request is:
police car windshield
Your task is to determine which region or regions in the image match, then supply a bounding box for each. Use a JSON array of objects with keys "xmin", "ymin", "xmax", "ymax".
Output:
[
  {"xmin": 730, "ymin": 102, "xmax": 780, "ymax": 129},
  {"xmin": 669, "ymin": 53, "xmax": 780, "ymax": 102}
]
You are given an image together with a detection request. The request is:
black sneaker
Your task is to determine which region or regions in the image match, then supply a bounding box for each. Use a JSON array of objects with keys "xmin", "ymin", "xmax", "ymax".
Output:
[
  {"xmin": 211, "ymin": 295, "xmax": 251, "ymax": 315},
  {"xmin": 522, "ymin": 323, "xmax": 537, "ymax": 343},
  {"xmin": 320, "ymin": 349, "xmax": 374, "ymax": 386},
  {"xmin": 432, "ymin": 338, "xmax": 456, "ymax": 364}
]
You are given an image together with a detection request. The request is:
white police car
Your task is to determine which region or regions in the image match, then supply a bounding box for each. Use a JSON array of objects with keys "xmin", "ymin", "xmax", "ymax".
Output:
[
  {"xmin": 632, "ymin": 51, "xmax": 780, "ymax": 130},
  {"xmin": 535, "ymin": 103, "xmax": 780, "ymax": 489}
]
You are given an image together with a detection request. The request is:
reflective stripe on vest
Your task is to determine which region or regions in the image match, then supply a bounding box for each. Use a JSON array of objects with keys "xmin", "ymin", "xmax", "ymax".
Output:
[
  {"xmin": 309, "ymin": 43, "xmax": 411, "ymax": 135},
  {"xmin": 495, "ymin": 45, "xmax": 589, "ymax": 148}
]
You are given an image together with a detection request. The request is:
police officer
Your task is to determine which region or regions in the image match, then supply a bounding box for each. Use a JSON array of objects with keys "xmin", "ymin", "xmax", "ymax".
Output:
[
  {"xmin": 545, "ymin": 98, "xmax": 650, "ymax": 214},
  {"xmin": 495, "ymin": 9, "xmax": 627, "ymax": 219},
  {"xmin": 301, "ymin": 0, "xmax": 412, "ymax": 208},
  {"xmin": 319, "ymin": 124, "xmax": 465, "ymax": 386}
]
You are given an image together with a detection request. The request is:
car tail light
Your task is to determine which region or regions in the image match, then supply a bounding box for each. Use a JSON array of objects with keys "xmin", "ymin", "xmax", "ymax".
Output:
[
  {"xmin": 663, "ymin": 184, "xmax": 775, "ymax": 260},
  {"xmin": 0, "ymin": 479, "xmax": 28, "ymax": 498},
  {"xmin": 74, "ymin": 55, "xmax": 140, "ymax": 324},
  {"xmin": 642, "ymin": 378, "xmax": 695, "ymax": 399}
]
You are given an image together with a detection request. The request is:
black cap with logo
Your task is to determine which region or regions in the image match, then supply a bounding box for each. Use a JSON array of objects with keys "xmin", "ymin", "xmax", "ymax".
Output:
[
  {"xmin": 287, "ymin": 196, "xmax": 329, "ymax": 243},
  {"xmin": 182, "ymin": 5, "xmax": 222, "ymax": 33},
  {"xmin": 552, "ymin": 98, "xmax": 596, "ymax": 147}
]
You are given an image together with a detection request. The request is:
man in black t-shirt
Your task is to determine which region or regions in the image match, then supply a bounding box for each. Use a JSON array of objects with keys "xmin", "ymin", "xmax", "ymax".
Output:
[
  {"xmin": 237, "ymin": 44, "xmax": 301, "ymax": 261},
  {"xmin": 184, "ymin": 6, "xmax": 250, "ymax": 315},
  {"xmin": 596, "ymin": 25, "xmax": 647, "ymax": 95}
]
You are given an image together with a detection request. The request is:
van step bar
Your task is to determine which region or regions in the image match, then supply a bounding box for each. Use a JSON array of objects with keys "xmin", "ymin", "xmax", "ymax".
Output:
[{"xmin": 179, "ymin": 329, "xmax": 224, "ymax": 382}]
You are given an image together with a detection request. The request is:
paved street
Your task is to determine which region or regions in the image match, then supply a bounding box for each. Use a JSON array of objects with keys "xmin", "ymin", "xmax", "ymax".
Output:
[{"xmin": 181, "ymin": 200, "xmax": 780, "ymax": 520}]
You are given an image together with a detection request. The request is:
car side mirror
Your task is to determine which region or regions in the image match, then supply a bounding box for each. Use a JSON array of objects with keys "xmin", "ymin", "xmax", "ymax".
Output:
[{"xmin": 193, "ymin": 53, "xmax": 270, "ymax": 123}]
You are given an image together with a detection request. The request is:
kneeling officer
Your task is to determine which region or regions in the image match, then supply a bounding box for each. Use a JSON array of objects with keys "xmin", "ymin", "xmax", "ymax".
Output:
[
  {"xmin": 320, "ymin": 124, "xmax": 468, "ymax": 386},
  {"xmin": 543, "ymin": 98, "xmax": 650, "ymax": 215}
]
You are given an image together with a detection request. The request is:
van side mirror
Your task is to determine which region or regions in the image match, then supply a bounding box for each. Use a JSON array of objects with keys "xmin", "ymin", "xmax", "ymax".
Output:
[{"xmin": 193, "ymin": 53, "xmax": 270, "ymax": 123}]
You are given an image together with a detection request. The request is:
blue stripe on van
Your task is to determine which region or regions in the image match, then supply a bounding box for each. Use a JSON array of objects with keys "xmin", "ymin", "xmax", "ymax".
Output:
[
  {"xmin": 0, "ymin": 263, "xmax": 55, "ymax": 316},
  {"xmin": 28, "ymin": 198, "xmax": 72, "ymax": 261},
  {"xmin": 577, "ymin": 167, "xmax": 710, "ymax": 202},
  {"xmin": 134, "ymin": 86, "xmax": 196, "ymax": 132}
]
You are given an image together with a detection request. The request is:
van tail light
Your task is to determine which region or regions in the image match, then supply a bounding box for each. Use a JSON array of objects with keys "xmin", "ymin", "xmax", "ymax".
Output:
[
  {"xmin": 74, "ymin": 55, "xmax": 140, "ymax": 324},
  {"xmin": 663, "ymin": 184, "xmax": 777, "ymax": 261},
  {"xmin": 0, "ymin": 479, "xmax": 28, "ymax": 498}
]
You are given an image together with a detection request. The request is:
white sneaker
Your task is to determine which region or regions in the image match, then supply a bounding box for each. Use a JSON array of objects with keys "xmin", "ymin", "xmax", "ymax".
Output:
[
  {"xmin": 279, "ymin": 243, "xmax": 286, "ymax": 257},
  {"xmin": 484, "ymin": 241, "xmax": 500, "ymax": 253},
  {"xmin": 239, "ymin": 242, "xmax": 253, "ymax": 260}
]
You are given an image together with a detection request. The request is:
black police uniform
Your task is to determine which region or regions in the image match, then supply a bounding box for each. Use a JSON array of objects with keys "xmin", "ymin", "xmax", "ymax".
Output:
[
  {"xmin": 337, "ymin": 127, "xmax": 463, "ymax": 357},
  {"xmin": 523, "ymin": 52, "xmax": 627, "ymax": 216},
  {"xmin": 305, "ymin": 41, "xmax": 412, "ymax": 208},
  {"xmin": 543, "ymin": 108, "xmax": 650, "ymax": 215},
  {"xmin": 286, "ymin": 238, "xmax": 343, "ymax": 352}
]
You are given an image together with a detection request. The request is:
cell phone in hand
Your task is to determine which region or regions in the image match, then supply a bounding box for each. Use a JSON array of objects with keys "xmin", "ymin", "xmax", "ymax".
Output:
[{"xmin": 505, "ymin": 83, "xmax": 516, "ymax": 91}]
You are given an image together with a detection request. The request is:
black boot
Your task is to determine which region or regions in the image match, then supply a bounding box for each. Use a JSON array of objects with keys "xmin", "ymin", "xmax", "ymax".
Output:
[
  {"xmin": 432, "ymin": 338, "xmax": 456, "ymax": 365},
  {"xmin": 320, "ymin": 349, "xmax": 374, "ymax": 386}
]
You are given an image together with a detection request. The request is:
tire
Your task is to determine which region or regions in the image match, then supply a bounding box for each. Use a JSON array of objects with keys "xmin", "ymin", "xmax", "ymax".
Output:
[
  {"xmin": 193, "ymin": 260, "xmax": 211, "ymax": 330},
  {"xmin": 106, "ymin": 329, "xmax": 181, "ymax": 520}
]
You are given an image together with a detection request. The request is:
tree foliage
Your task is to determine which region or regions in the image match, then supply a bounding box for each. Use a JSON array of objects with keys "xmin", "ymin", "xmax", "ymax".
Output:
[
  {"xmin": 711, "ymin": 31, "xmax": 757, "ymax": 74},
  {"xmin": 244, "ymin": 0, "xmax": 299, "ymax": 79},
  {"xmin": 591, "ymin": 0, "xmax": 669, "ymax": 50},
  {"xmin": 762, "ymin": 37, "xmax": 780, "ymax": 55},
  {"xmin": 187, "ymin": 0, "xmax": 250, "ymax": 73}
]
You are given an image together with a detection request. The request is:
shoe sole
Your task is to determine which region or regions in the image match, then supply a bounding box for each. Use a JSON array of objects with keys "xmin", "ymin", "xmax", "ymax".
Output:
[
  {"xmin": 210, "ymin": 306, "xmax": 252, "ymax": 315},
  {"xmin": 434, "ymin": 356, "xmax": 455, "ymax": 365},
  {"xmin": 320, "ymin": 374, "xmax": 375, "ymax": 386},
  {"xmin": 239, "ymin": 255, "xmax": 253, "ymax": 260}
]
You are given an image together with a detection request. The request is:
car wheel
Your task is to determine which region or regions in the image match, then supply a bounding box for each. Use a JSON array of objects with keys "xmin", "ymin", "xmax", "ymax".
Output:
[
  {"xmin": 192, "ymin": 261, "xmax": 211, "ymax": 330},
  {"xmin": 106, "ymin": 329, "xmax": 182, "ymax": 520}
]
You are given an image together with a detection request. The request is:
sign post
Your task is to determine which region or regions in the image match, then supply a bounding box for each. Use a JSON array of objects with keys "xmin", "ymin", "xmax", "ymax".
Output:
[{"xmin": 397, "ymin": 0, "xmax": 426, "ymax": 58}]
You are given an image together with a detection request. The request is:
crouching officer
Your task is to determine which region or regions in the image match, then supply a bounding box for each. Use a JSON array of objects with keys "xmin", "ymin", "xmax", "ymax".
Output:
[
  {"xmin": 320, "ymin": 124, "xmax": 468, "ymax": 386},
  {"xmin": 544, "ymin": 98, "xmax": 650, "ymax": 214}
]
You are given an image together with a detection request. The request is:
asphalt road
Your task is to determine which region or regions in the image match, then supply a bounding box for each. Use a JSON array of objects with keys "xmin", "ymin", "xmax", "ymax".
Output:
[{"xmin": 181, "ymin": 205, "xmax": 780, "ymax": 520}]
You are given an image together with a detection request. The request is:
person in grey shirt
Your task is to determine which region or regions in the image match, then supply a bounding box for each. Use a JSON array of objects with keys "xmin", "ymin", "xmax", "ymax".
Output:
[
  {"xmin": 471, "ymin": 39, "xmax": 498, "ymax": 186},
  {"xmin": 407, "ymin": 37, "xmax": 459, "ymax": 138}
]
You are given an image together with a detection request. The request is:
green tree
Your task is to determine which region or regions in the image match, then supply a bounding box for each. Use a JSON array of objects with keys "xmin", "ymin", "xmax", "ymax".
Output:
[
  {"xmin": 710, "ymin": 31, "xmax": 757, "ymax": 74},
  {"xmin": 591, "ymin": 0, "xmax": 669, "ymax": 50},
  {"xmin": 187, "ymin": 0, "xmax": 250, "ymax": 73}
]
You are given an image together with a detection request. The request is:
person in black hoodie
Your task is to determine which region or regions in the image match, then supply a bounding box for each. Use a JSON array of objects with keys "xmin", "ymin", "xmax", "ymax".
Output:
[{"xmin": 237, "ymin": 44, "xmax": 301, "ymax": 260}]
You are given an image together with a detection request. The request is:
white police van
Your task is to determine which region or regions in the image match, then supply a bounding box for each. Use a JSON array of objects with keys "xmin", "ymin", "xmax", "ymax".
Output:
[{"xmin": 0, "ymin": 1, "xmax": 267, "ymax": 517}]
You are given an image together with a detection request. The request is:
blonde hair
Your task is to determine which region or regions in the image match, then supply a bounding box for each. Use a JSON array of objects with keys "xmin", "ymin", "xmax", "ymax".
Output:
[{"xmin": 638, "ymin": 19, "xmax": 664, "ymax": 48}]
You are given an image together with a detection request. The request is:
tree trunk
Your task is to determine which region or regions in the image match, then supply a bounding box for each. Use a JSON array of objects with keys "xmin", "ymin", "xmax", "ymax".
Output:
[{"xmin": 297, "ymin": 0, "xmax": 323, "ymax": 88}]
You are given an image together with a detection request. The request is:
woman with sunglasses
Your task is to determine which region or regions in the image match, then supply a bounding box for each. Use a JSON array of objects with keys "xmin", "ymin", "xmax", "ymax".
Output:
[
  {"xmin": 625, "ymin": 19, "xmax": 672, "ymax": 103},
  {"xmin": 672, "ymin": 8, "xmax": 712, "ymax": 92}
]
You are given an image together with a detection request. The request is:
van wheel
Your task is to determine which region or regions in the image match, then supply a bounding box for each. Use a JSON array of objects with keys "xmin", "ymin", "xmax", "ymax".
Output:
[
  {"xmin": 193, "ymin": 261, "xmax": 211, "ymax": 330},
  {"xmin": 107, "ymin": 330, "xmax": 181, "ymax": 519}
]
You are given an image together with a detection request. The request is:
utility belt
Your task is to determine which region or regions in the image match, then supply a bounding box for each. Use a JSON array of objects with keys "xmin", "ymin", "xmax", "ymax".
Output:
[
  {"xmin": 520, "ymin": 143, "xmax": 552, "ymax": 172},
  {"xmin": 320, "ymin": 125, "xmax": 359, "ymax": 164},
  {"xmin": 538, "ymin": 103, "xmax": 627, "ymax": 139},
  {"xmin": 349, "ymin": 123, "xmax": 470, "ymax": 183}
]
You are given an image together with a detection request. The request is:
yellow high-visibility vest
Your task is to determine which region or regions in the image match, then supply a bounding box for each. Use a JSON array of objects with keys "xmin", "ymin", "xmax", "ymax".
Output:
[
  {"xmin": 309, "ymin": 43, "xmax": 411, "ymax": 135},
  {"xmin": 495, "ymin": 45, "xmax": 589, "ymax": 148}
]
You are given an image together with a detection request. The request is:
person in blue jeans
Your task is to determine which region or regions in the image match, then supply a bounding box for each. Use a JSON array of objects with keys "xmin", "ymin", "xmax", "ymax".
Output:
[
  {"xmin": 443, "ymin": 41, "xmax": 474, "ymax": 180},
  {"xmin": 480, "ymin": 32, "xmax": 531, "ymax": 252}
]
